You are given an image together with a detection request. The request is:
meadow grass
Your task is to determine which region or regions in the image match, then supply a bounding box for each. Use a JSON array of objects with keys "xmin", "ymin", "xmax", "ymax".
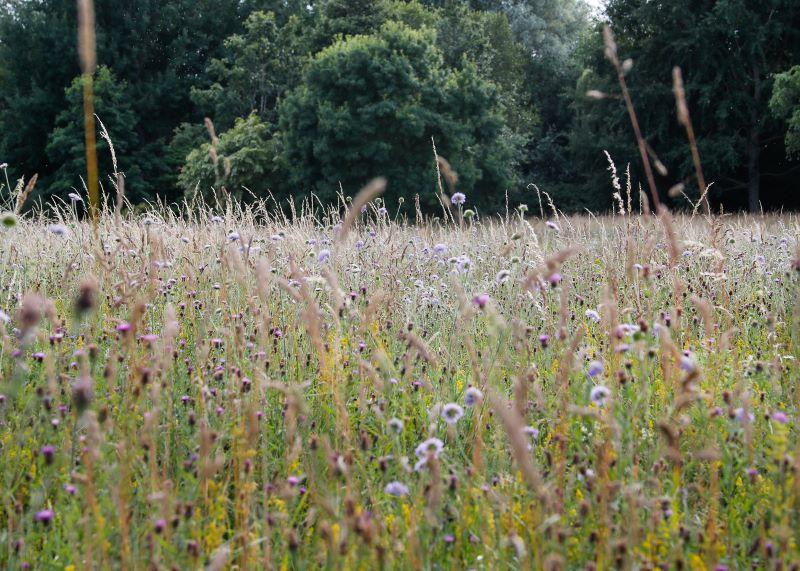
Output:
[{"xmin": 0, "ymin": 199, "xmax": 798, "ymax": 569}]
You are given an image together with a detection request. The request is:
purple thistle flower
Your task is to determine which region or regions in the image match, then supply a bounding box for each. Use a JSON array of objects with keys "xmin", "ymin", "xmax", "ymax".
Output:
[
  {"xmin": 41, "ymin": 445, "xmax": 56, "ymax": 464},
  {"xmin": 548, "ymin": 273, "xmax": 562, "ymax": 287},
  {"xmin": 116, "ymin": 322, "xmax": 131, "ymax": 333},
  {"xmin": 545, "ymin": 220, "xmax": 560, "ymax": 232},
  {"xmin": 384, "ymin": 481, "xmax": 410, "ymax": 497},
  {"xmin": 771, "ymin": 411, "xmax": 788, "ymax": 424},
  {"xmin": 472, "ymin": 294, "xmax": 490, "ymax": 309},
  {"xmin": 538, "ymin": 334, "xmax": 550, "ymax": 348},
  {"xmin": 34, "ymin": 510, "xmax": 54, "ymax": 524}
]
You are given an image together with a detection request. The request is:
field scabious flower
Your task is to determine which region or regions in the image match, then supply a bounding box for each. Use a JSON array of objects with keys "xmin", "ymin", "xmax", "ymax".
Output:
[
  {"xmin": 585, "ymin": 309, "xmax": 601, "ymax": 323},
  {"xmin": 415, "ymin": 437, "xmax": 444, "ymax": 458},
  {"xmin": 441, "ymin": 403, "xmax": 465, "ymax": 425},
  {"xmin": 384, "ymin": 481, "xmax": 409, "ymax": 497},
  {"xmin": 590, "ymin": 385, "xmax": 611, "ymax": 406},
  {"xmin": 388, "ymin": 418, "xmax": 404, "ymax": 434},
  {"xmin": 464, "ymin": 387, "xmax": 483, "ymax": 406},
  {"xmin": 451, "ymin": 192, "xmax": 466, "ymax": 205},
  {"xmin": 317, "ymin": 249, "xmax": 331, "ymax": 264},
  {"xmin": 587, "ymin": 360, "xmax": 603, "ymax": 377}
]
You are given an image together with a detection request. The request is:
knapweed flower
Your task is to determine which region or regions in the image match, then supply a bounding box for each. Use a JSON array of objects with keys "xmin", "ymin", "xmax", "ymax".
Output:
[
  {"xmin": 455, "ymin": 255, "xmax": 472, "ymax": 273},
  {"xmin": 590, "ymin": 385, "xmax": 611, "ymax": 406},
  {"xmin": 41, "ymin": 445, "xmax": 56, "ymax": 464},
  {"xmin": 464, "ymin": 387, "xmax": 483, "ymax": 406},
  {"xmin": 587, "ymin": 360, "xmax": 603, "ymax": 377},
  {"xmin": 472, "ymin": 294, "xmax": 490, "ymax": 309},
  {"xmin": 317, "ymin": 249, "xmax": 331, "ymax": 264},
  {"xmin": 538, "ymin": 334, "xmax": 550, "ymax": 348},
  {"xmin": 34, "ymin": 510, "xmax": 54, "ymax": 525},
  {"xmin": 415, "ymin": 437, "xmax": 444, "ymax": 458},
  {"xmin": 451, "ymin": 192, "xmax": 466, "ymax": 205},
  {"xmin": 384, "ymin": 481, "xmax": 410, "ymax": 497},
  {"xmin": 441, "ymin": 403, "xmax": 465, "ymax": 425},
  {"xmin": 771, "ymin": 411, "xmax": 788, "ymax": 424},
  {"xmin": 388, "ymin": 418, "xmax": 404, "ymax": 434},
  {"xmin": 548, "ymin": 273, "xmax": 562, "ymax": 287}
]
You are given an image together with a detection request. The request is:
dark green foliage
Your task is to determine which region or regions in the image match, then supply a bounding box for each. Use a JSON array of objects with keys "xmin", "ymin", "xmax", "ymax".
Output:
[
  {"xmin": 178, "ymin": 114, "xmax": 280, "ymax": 202},
  {"xmin": 278, "ymin": 23, "xmax": 516, "ymax": 210},
  {"xmin": 46, "ymin": 67, "xmax": 142, "ymax": 202},
  {"xmin": 771, "ymin": 66, "xmax": 800, "ymax": 158},
  {"xmin": 1, "ymin": 0, "xmax": 799, "ymax": 212},
  {"xmin": 571, "ymin": 0, "xmax": 800, "ymax": 212}
]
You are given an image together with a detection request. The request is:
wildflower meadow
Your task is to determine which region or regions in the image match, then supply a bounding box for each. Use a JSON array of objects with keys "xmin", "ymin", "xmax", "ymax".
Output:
[{"xmin": 0, "ymin": 190, "xmax": 798, "ymax": 569}]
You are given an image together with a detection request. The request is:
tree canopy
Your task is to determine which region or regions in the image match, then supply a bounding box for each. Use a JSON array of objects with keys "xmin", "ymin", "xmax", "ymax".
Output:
[{"xmin": 0, "ymin": 0, "xmax": 799, "ymax": 213}]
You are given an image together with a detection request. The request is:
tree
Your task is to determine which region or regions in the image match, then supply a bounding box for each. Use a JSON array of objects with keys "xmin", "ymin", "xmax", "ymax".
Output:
[
  {"xmin": 0, "ymin": 0, "xmax": 249, "ymax": 205},
  {"xmin": 278, "ymin": 22, "xmax": 515, "ymax": 210},
  {"xmin": 571, "ymin": 0, "xmax": 800, "ymax": 212},
  {"xmin": 190, "ymin": 11, "xmax": 306, "ymax": 130},
  {"xmin": 46, "ymin": 67, "xmax": 143, "ymax": 203},
  {"xmin": 770, "ymin": 66, "xmax": 800, "ymax": 158},
  {"xmin": 178, "ymin": 114, "xmax": 280, "ymax": 202}
]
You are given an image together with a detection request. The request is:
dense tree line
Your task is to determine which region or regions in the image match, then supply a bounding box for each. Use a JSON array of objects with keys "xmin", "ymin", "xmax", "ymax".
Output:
[{"xmin": 0, "ymin": 0, "xmax": 798, "ymax": 213}]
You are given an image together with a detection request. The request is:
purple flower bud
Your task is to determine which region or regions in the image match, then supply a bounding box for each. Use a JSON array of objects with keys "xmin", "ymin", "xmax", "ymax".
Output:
[{"xmin": 34, "ymin": 510, "xmax": 54, "ymax": 525}]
